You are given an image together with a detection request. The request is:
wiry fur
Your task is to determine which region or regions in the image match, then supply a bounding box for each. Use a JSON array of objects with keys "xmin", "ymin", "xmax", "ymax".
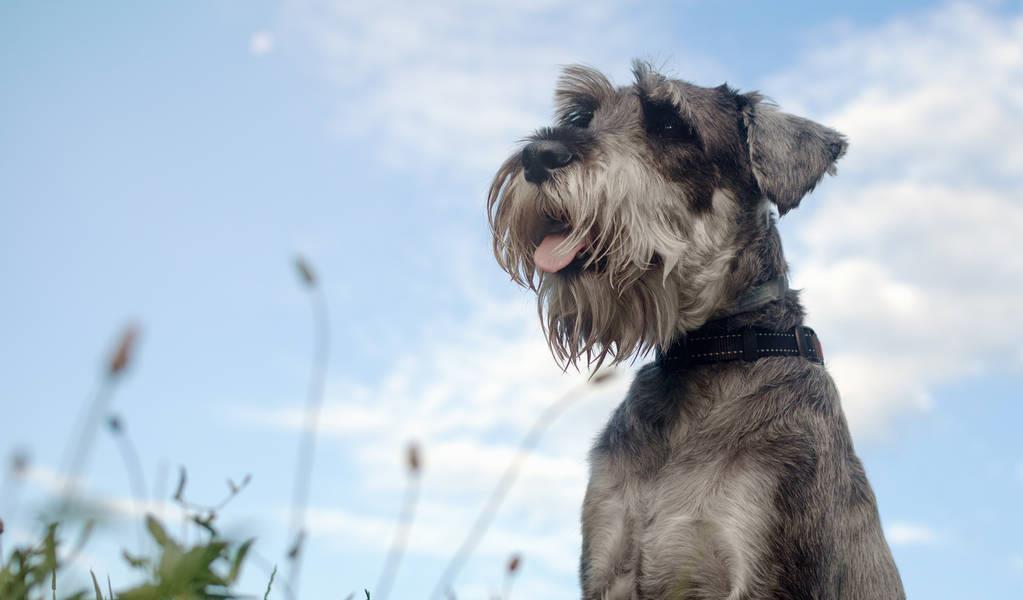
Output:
[
  {"xmin": 488, "ymin": 61, "xmax": 904, "ymax": 599},
  {"xmin": 582, "ymin": 358, "xmax": 904, "ymax": 599},
  {"xmin": 741, "ymin": 97, "xmax": 848, "ymax": 215},
  {"xmin": 491, "ymin": 156, "xmax": 739, "ymax": 366},
  {"xmin": 489, "ymin": 66, "xmax": 745, "ymax": 367}
]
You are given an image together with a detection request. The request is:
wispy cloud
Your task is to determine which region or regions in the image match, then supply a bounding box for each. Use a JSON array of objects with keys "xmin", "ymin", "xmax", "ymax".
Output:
[
  {"xmin": 1011, "ymin": 554, "xmax": 1023, "ymax": 573},
  {"xmin": 774, "ymin": 2, "xmax": 1023, "ymax": 435},
  {"xmin": 249, "ymin": 31, "xmax": 275, "ymax": 56},
  {"xmin": 235, "ymin": 294, "xmax": 630, "ymax": 592},
  {"xmin": 301, "ymin": 501, "xmax": 578, "ymax": 573},
  {"xmin": 18, "ymin": 464, "xmax": 186, "ymax": 523},
  {"xmin": 284, "ymin": 0, "xmax": 716, "ymax": 173},
  {"xmin": 886, "ymin": 521, "xmax": 940, "ymax": 546}
]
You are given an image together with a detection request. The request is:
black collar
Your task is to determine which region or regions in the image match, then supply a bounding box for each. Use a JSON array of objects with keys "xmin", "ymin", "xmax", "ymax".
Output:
[
  {"xmin": 656, "ymin": 277, "xmax": 824, "ymax": 370},
  {"xmin": 657, "ymin": 324, "xmax": 824, "ymax": 370}
]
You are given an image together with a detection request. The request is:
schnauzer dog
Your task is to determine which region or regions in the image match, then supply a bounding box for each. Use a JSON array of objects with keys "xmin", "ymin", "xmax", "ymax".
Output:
[{"xmin": 488, "ymin": 63, "xmax": 904, "ymax": 599}]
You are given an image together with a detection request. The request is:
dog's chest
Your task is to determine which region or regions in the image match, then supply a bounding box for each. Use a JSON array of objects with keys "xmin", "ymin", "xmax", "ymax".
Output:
[{"xmin": 583, "ymin": 380, "xmax": 773, "ymax": 599}]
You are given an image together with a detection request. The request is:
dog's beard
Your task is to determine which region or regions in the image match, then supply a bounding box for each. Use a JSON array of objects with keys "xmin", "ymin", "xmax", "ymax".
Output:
[{"xmin": 489, "ymin": 153, "xmax": 739, "ymax": 368}]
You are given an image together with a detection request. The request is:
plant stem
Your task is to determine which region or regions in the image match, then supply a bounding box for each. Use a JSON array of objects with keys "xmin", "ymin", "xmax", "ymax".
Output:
[
  {"xmin": 286, "ymin": 259, "xmax": 330, "ymax": 600},
  {"xmin": 429, "ymin": 384, "xmax": 589, "ymax": 599},
  {"xmin": 373, "ymin": 466, "xmax": 421, "ymax": 600}
]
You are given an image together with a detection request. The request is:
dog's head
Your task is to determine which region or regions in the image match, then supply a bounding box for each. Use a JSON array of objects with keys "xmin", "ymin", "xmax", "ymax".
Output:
[{"xmin": 488, "ymin": 62, "xmax": 846, "ymax": 367}]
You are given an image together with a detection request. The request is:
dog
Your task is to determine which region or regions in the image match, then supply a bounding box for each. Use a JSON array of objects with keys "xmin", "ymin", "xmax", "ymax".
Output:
[{"xmin": 487, "ymin": 62, "xmax": 905, "ymax": 599}]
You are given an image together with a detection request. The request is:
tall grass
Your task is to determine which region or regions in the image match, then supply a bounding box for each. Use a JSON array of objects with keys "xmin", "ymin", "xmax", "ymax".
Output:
[
  {"xmin": 372, "ymin": 443, "xmax": 422, "ymax": 600},
  {"xmin": 429, "ymin": 370, "xmax": 616, "ymax": 599},
  {"xmin": 284, "ymin": 256, "xmax": 331, "ymax": 600},
  {"xmin": 0, "ymin": 256, "xmax": 617, "ymax": 599}
]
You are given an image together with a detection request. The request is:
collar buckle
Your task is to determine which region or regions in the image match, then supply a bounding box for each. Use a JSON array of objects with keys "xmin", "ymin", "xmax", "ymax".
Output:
[{"xmin": 794, "ymin": 326, "xmax": 824, "ymax": 364}]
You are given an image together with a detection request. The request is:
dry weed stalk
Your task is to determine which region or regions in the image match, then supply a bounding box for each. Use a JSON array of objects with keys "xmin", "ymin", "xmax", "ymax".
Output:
[
  {"xmin": 285, "ymin": 255, "xmax": 330, "ymax": 600},
  {"xmin": 106, "ymin": 414, "xmax": 148, "ymax": 554},
  {"xmin": 502, "ymin": 553, "xmax": 522, "ymax": 599},
  {"xmin": 430, "ymin": 369, "xmax": 618, "ymax": 598},
  {"xmin": 373, "ymin": 442, "xmax": 423, "ymax": 600},
  {"xmin": 59, "ymin": 324, "xmax": 140, "ymax": 510}
]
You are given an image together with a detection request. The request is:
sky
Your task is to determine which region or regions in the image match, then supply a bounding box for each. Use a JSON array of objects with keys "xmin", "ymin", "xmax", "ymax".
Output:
[{"xmin": 1, "ymin": 0, "xmax": 1022, "ymax": 598}]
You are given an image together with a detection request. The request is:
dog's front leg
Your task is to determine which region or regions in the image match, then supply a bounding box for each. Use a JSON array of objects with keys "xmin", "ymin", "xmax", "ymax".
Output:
[{"xmin": 580, "ymin": 455, "xmax": 642, "ymax": 600}]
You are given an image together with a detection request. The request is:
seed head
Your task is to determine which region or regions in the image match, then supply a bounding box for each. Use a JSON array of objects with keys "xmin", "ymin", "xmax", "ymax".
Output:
[
  {"xmin": 590, "ymin": 369, "xmax": 618, "ymax": 385},
  {"xmin": 108, "ymin": 324, "xmax": 140, "ymax": 376},
  {"xmin": 287, "ymin": 530, "xmax": 305, "ymax": 559},
  {"xmin": 173, "ymin": 466, "xmax": 187, "ymax": 502},
  {"xmin": 406, "ymin": 442, "xmax": 422, "ymax": 474},
  {"xmin": 507, "ymin": 553, "xmax": 521, "ymax": 574},
  {"xmin": 10, "ymin": 451, "xmax": 29, "ymax": 477},
  {"xmin": 295, "ymin": 256, "xmax": 317, "ymax": 288}
]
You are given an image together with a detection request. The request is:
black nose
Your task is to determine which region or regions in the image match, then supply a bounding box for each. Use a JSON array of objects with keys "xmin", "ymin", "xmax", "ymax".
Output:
[{"xmin": 521, "ymin": 140, "xmax": 573, "ymax": 183}]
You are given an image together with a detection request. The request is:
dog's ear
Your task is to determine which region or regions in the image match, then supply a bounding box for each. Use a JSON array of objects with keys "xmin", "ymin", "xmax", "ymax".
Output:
[{"xmin": 741, "ymin": 94, "xmax": 847, "ymax": 215}]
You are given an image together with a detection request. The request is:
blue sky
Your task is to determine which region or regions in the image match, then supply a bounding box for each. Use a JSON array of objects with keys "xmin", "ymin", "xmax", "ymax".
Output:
[{"xmin": 2, "ymin": 1, "xmax": 1022, "ymax": 598}]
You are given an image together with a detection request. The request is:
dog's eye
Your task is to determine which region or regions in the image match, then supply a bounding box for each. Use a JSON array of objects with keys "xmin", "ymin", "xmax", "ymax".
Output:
[
  {"xmin": 644, "ymin": 103, "xmax": 698, "ymax": 143},
  {"xmin": 564, "ymin": 109, "xmax": 594, "ymax": 129}
]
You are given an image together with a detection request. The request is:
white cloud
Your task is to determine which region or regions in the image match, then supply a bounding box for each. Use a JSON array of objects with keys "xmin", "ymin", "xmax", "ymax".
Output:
[
  {"xmin": 284, "ymin": 0, "xmax": 716, "ymax": 172},
  {"xmin": 18, "ymin": 464, "xmax": 188, "ymax": 523},
  {"xmin": 775, "ymin": 2, "xmax": 1023, "ymax": 435},
  {"xmin": 236, "ymin": 294, "xmax": 630, "ymax": 592},
  {"xmin": 1011, "ymin": 554, "xmax": 1023, "ymax": 573},
  {"xmin": 303, "ymin": 501, "xmax": 579, "ymax": 575},
  {"xmin": 768, "ymin": 3, "xmax": 1023, "ymax": 180},
  {"xmin": 792, "ymin": 181, "xmax": 1023, "ymax": 432},
  {"xmin": 249, "ymin": 31, "xmax": 275, "ymax": 56},
  {"xmin": 885, "ymin": 521, "xmax": 939, "ymax": 546}
]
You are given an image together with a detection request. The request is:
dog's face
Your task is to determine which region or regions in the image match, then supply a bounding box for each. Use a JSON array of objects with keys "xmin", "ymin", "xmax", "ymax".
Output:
[{"xmin": 488, "ymin": 62, "xmax": 846, "ymax": 367}]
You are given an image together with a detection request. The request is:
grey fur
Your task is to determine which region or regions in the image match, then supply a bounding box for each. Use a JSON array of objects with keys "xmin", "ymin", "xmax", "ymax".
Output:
[
  {"xmin": 488, "ymin": 62, "xmax": 904, "ymax": 599},
  {"xmin": 742, "ymin": 98, "xmax": 849, "ymax": 215}
]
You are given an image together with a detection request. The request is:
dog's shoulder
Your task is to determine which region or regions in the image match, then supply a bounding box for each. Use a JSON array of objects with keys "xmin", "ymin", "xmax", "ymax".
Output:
[
  {"xmin": 742, "ymin": 356, "xmax": 845, "ymax": 419},
  {"xmin": 590, "ymin": 362, "xmax": 681, "ymax": 457}
]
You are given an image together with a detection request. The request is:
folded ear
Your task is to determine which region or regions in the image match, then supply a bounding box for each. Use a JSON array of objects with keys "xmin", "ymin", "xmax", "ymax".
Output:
[{"xmin": 742, "ymin": 94, "xmax": 848, "ymax": 215}]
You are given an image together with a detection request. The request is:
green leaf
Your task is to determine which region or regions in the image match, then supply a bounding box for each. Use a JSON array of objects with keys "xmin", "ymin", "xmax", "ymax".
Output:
[
  {"xmin": 69, "ymin": 521, "xmax": 96, "ymax": 558},
  {"xmin": 121, "ymin": 550, "xmax": 151, "ymax": 570},
  {"xmin": 227, "ymin": 539, "xmax": 254, "ymax": 584},
  {"xmin": 158, "ymin": 542, "xmax": 228, "ymax": 591},
  {"xmin": 144, "ymin": 515, "xmax": 172, "ymax": 549}
]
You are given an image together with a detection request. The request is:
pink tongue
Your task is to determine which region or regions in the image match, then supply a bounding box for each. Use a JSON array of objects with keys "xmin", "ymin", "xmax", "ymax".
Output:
[{"xmin": 534, "ymin": 232, "xmax": 587, "ymax": 274}]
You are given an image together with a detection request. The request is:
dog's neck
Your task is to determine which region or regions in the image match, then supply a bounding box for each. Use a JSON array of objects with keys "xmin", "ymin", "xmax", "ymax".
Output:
[{"xmin": 693, "ymin": 200, "xmax": 806, "ymax": 334}]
